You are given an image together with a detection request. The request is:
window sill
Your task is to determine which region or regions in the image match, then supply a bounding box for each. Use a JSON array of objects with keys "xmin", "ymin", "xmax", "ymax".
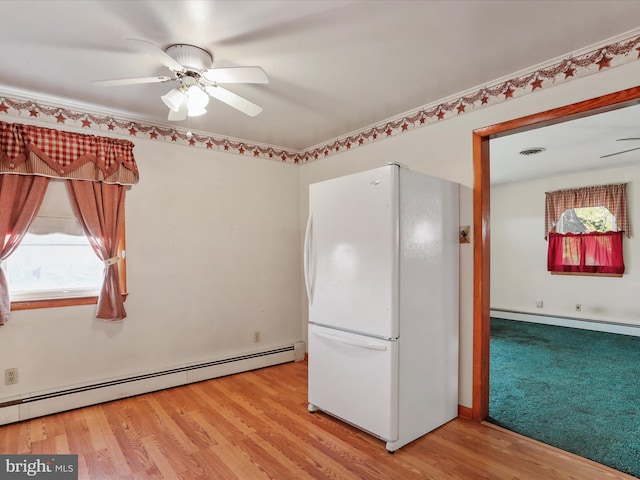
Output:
[
  {"xmin": 11, "ymin": 293, "xmax": 129, "ymax": 311},
  {"xmin": 550, "ymin": 272, "xmax": 623, "ymax": 278}
]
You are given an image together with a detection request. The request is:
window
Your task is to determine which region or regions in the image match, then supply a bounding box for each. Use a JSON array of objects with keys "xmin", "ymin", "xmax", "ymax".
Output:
[
  {"xmin": 548, "ymin": 206, "xmax": 624, "ymax": 276},
  {"xmin": 545, "ymin": 184, "xmax": 629, "ymax": 277},
  {"xmin": 5, "ymin": 180, "xmax": 127, "ymax": 310},
  {"xmin": 556, "ymin": 206, "xmax": 617, "ymax": 234},
  {"xmin": 0, "ymin": 121, "xmax": 137, "ymax": 323},
  {"xmin": 6, "ymin": 232, "xmax": 103, "ymax": 300}
]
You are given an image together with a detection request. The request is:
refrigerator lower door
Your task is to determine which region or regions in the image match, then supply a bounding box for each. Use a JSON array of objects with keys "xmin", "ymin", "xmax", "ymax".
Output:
[{"xmin": 308, "ymin": 324, "xmax": 398, "ymax": 442}]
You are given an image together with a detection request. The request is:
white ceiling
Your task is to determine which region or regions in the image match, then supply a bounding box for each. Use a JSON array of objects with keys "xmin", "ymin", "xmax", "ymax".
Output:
[
  {"xmin": 1, "ymin": 0, "xmax": 640, "ymax": 164},
  {"xmin": 491, "ymin": 103, "xmax": 640, "ymax": 185}
]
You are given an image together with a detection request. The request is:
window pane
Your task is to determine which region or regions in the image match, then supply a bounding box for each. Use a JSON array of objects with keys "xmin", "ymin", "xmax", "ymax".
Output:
[
  {"xmin": 557, "ymin": 207, "xmax": 616, "ymax": 234},
  {"xmin": 5, "ymin": 232, "xmax": 103, "ymax": 299}
]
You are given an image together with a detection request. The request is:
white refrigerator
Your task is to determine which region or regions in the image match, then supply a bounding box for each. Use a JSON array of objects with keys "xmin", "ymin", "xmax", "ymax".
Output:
[{"xmin": 304, "ymin": 164, "xmax": 459, "ymax": 452}]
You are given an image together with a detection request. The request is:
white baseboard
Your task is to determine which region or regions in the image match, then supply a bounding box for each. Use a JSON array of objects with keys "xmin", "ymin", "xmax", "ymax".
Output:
[
  {"xmin": 0, "ymin": 341, "xmax": 306, "ymax": 426},
  {"xmin": 490, "ymin": 309, "xmax": 640, "ymax": 337}
]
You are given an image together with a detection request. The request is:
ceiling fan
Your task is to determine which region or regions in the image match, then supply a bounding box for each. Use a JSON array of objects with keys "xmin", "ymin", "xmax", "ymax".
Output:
[
  {"xmin": 92, "ymin": 39, "xmax": 268, "ymax": 120},
  {"xmin": 600, "ymin": 138, "xmax": 640, "ymax": 158}
]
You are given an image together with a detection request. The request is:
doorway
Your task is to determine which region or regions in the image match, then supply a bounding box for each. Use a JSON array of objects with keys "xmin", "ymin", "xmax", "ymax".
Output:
[{"xmin": 471, "ymin": 85, "xmax": 640, "ymax": 421}]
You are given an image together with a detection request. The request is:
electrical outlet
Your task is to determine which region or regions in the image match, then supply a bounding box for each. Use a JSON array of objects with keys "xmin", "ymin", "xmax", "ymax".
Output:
[
  {"xmin": 5, "ymin": 368, "xmax": 18, "ymax": 385},
  {"xmin": 254, "ymin": 331, "xmax": 262, "ymax": 343},
  {"xmin": 536, "ymin": 300, "xmax": 543, "ymax": 308},
  {"xmin": 575, "ymin": 304, "xmax": 582, "ymax": 312}
]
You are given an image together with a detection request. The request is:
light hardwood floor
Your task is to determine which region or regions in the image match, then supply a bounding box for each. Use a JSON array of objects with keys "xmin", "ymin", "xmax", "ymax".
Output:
[{"xmin": 0, "ymin": 360, "xmax": 635, "ymax": 479}]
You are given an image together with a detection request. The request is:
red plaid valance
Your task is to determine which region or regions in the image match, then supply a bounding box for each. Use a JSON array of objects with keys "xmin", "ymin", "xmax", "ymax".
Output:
[
  {"xmin": 544, "ymin": 183, "xmax": 629, "ymax": 238},
  {"xmin": 0, "ymin": 121, "xmax": 138, "ymax": 185}
]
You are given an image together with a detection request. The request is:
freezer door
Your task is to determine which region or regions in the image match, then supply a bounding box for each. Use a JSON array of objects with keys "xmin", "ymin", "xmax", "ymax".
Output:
[
  {"xmin": 308, "ymin": 325, "xmax": 399, "ymax": 442},
  {"xmin": 307, "ymin": 165, "xmax": 398, "ymax": 338}
]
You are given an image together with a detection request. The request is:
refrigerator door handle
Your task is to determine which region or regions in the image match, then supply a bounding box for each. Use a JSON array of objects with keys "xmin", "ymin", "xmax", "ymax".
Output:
[
  {"xmin": 312, "ymin": 329, "xmax": 388, "ymax": 351},
  {"xmin": 303, "ymin": 214, "xmax": 315, "ymax": 304}
]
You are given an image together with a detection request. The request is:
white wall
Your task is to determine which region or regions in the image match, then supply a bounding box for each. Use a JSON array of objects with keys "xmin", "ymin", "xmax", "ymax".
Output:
[
  {"xmin": 491, "ymin": 164, "xmax": 640, "ymax": 325},
  {"xmin": 0, "ymin": 131, "xmax": 302, "ymax": 400},
  {"xmin": 2, "ymin": 54, "xmax": 640, "ymax": 414},
  {"xmin": 299, "ymin": 59, "xmax": 640, "ymax": 408}
]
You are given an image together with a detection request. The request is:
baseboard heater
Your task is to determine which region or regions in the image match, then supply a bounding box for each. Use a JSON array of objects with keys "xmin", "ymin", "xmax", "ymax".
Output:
[
  {"xmin": 0, "ymin": 342, "xmax": 305, "ymax": 425},
  {"xmin": 490, "ymin": 309, "xmax": 640, "ymax": 337}
]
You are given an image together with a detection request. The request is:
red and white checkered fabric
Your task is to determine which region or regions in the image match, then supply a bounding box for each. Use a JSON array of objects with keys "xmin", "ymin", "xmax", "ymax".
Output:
[
  {"xmin": 0, "ymin": 121, "xmax": 138, "ymax": 184},
  {"xmin": 545, "ymin": 183, "xmax": 629, "ymax": 238}
]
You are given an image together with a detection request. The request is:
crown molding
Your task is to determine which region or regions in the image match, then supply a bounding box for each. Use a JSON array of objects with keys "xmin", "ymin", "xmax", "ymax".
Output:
[{"xmin": 1, "ymin": 29, "xmax": 639, "ymax": 165}]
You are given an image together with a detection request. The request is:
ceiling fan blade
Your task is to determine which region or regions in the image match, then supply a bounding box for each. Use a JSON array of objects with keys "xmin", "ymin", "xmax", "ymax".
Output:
[
  {"xmin": 92, "ymin": 76, "xmax": 172, "ymax": 87},
  {"xmin": 617, "ymin": 137, "xmax": 640, "ymax": 141},
  {"xmin": 202, "ymin": 66, "xmax": 269, "ymax": 84},
  {"xmin": 127, "ymin": 38, "xmax": 185, "ymax": 72},
  {"xmin": 204, "ymin": 86, "xmax": 263, "ymax": 117},
  {"xmin": 600, "ymin": 146, "xmax": 640, "ymax": 158}
]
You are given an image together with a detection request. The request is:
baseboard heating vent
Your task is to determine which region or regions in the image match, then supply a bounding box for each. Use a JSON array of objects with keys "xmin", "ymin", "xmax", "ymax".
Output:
[
  {"xmin": 0, "ymin": 342, "xmax": 304, "ymax": 424},
  {"xmin": 490, "ymin": 310, "xmax": 640, "ymax": 337}
]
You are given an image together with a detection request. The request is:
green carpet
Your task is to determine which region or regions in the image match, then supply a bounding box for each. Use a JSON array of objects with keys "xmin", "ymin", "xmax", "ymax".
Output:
[{"xmin": 488, "ymin": 318, "xmax": 640, "ymax": 478}]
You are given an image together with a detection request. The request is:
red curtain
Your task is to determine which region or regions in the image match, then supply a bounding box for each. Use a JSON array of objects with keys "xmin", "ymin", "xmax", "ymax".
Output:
[
  {"xmin": 0, "ymin": 121, "xmax": 137, "ymax": 324},
  {"xmin": 0, "ymin": 174, "xmax": 49, "ymax": 324},
  {"xmin": 66, "ymin": 180, "xmax": 127, "ymax": 320},
  {"xmin": 548, "ymin": 232, "xmax": 624, "ymax": 275}
]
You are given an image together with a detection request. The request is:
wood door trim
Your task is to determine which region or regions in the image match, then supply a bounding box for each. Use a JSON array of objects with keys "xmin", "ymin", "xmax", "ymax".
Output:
[{"xmin": 471, "ymin": 86, "xmax": 640, "ymax": 421}]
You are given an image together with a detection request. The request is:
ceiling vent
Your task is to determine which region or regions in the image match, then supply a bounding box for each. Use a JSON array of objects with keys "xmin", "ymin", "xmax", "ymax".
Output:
[{"xmin": 519, "ymin": 147, "xmax": 546, "ymax": 156}]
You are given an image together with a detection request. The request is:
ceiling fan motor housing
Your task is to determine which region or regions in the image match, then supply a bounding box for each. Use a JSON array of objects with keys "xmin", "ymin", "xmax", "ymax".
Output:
[{"xmin": 165, "ymin": 44, "xmax": 213, "ymax": 72}]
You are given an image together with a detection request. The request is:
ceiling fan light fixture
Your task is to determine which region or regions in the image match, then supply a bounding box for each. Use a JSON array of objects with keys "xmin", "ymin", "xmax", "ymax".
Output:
[
  {"xmin": 187, "ymin": 104, "xmax": 207, "ymax": 117},
  {"xmin": 186, "ymin": 85, "xmax": 209, "ymax": 116},
  {"xmin": 95, "ymin": 40, "xmax": 268, "ymax": 119},
  {"xmin": 167, "ymin": 101, "xmax": 188, "ymax": 121},
  {"xmin": 161, "ymin": 88, "xmax": 186, "ymax": 112}
]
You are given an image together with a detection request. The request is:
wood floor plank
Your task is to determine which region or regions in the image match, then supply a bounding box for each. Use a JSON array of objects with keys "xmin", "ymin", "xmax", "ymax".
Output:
[
  {"xmin": 53, "ymin": 433, "xmax": 71, "ymax": 454},
  {"xmin": 0, "ymin": 360, "xmax": 636, "ymax": 479},
  {"xmin": 88, "ymin": 404, "xmax": 134, "ymax": 473},
  {"xmin": 139, "ymin": 436, "xmax": 182, "ymax": 480}
]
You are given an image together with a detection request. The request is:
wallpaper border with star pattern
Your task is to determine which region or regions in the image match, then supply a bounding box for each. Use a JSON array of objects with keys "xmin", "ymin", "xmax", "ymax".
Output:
[{"xmin": 0, "ymin": 32, "xmax": 639, "ymax": 165}]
